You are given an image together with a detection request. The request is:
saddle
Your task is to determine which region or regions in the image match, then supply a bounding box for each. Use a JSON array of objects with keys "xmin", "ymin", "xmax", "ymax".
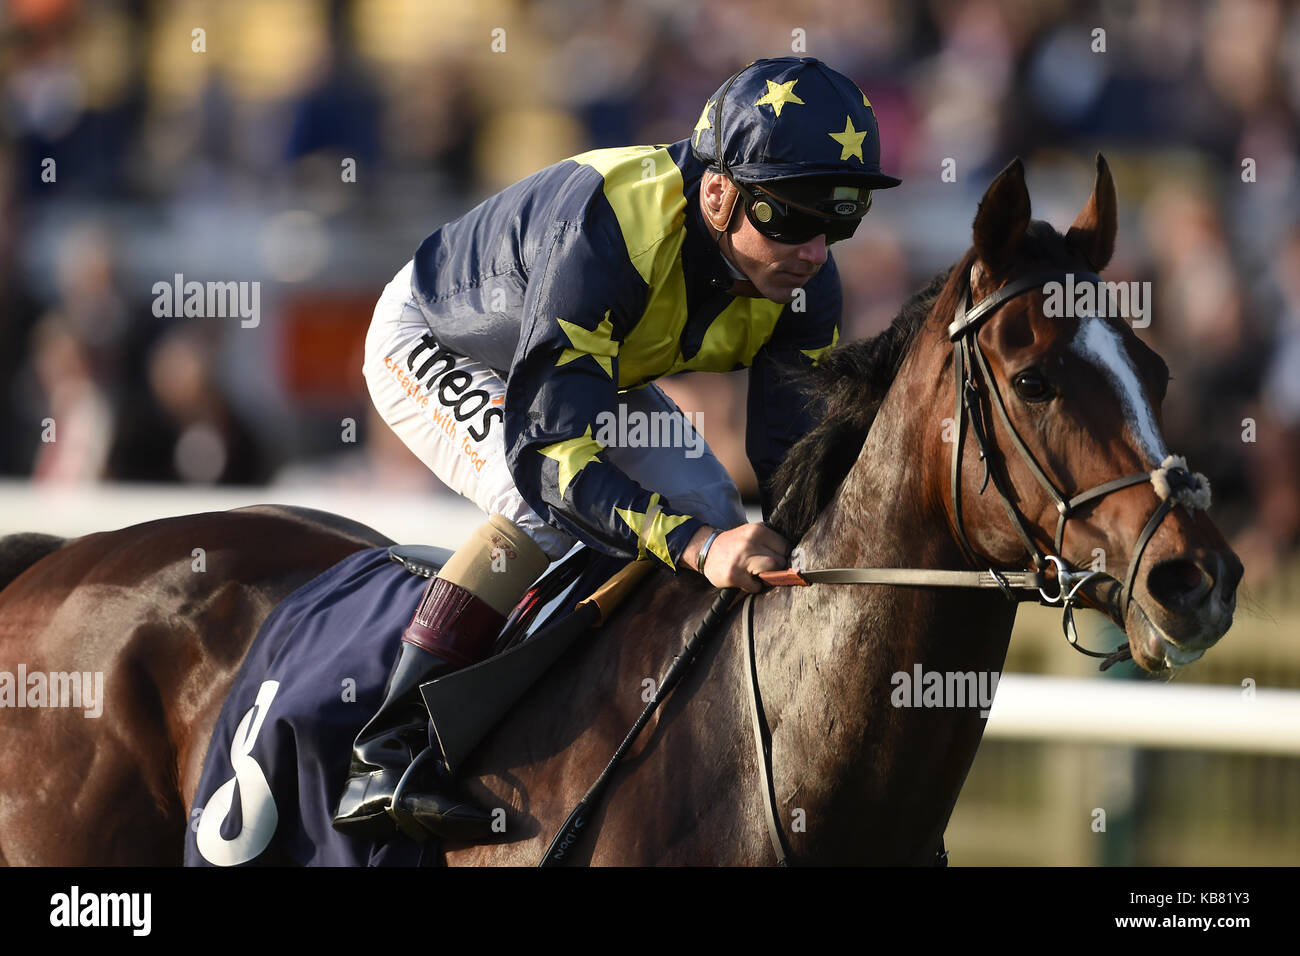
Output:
[{"xmin": 387, "ymin": 544, "xmax": 651, "ymax": 774}]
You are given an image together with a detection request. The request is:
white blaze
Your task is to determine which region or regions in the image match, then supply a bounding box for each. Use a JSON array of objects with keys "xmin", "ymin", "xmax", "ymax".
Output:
[{"xmin": 1070, "ymin": 318, "xmax": 1168, "ymax": 466}]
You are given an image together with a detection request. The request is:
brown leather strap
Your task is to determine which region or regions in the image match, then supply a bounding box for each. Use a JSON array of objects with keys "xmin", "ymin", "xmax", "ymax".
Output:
[
  {"xmin": 757, "ymin": 566, "xmax": 1045, "ymax": 595},
  {"xmin": 756, "ymin": 569, "xmax": 808, "ymax": 587},
  {"xmin": 727, "ymin": 278, "xmax": 763, "ymax": 297},
  {"xmin": 743, "ymin": 593, "xmax": 791, "ymax": 866}
]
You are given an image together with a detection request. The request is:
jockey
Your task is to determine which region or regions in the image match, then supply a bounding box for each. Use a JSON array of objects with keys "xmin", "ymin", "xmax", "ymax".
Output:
[{"xmin": 334, "ymin": 56, "xmax": 901, "ymax": 840}]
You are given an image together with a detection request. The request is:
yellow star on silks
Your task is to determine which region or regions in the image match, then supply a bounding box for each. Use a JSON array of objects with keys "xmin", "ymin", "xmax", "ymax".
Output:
[
  {"xmin": 538, "ymin": 425, "xmax": 604, "ymax": 499},
  {"xmin": 556, "ymin": 311, "xmax": 617, "ymax": 378},
  {"xmin": 829, "ymin": 116, "xmax": 867, "ymax": 163},
  {"xmin": 693, "ymin": 99, "xmax": 715, "ymax": 146},
  {"xmin": 801, "ymin": 325, "xmax": 840, "ymax": 366},
  {"xmin": 615, "ymin": 492, "xmax": 693, "ymax": 567},
  {"xmin": 754, "ymin": 79, "xmax": 805, "ymax": 117}
]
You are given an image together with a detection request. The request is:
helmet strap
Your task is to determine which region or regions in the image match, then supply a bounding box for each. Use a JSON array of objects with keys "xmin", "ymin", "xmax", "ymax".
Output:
[
  {"xmin": 706, "ymin": 63, "xmax": 753, "ymax": 239},
  {"xmin": 703, "ymin": 62, "xmax": 764, "ymax": 296},
  {"xmin": 699, "ymin": 174, "xmax": 760, "ymax": 295}
]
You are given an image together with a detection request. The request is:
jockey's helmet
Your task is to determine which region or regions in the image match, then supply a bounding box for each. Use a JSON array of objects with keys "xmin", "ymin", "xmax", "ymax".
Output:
[{"xmin": 691, "ymin": 57, "xmax": 902, "ymax": 243}]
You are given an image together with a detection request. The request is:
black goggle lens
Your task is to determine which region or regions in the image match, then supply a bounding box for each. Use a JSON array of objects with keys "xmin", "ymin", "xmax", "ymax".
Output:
[{"xmin": 741, "ymin": 187, "xmax": 872, "ymax": 245}]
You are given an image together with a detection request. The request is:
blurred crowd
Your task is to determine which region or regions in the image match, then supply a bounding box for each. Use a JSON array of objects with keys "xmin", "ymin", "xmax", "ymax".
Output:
[{"xmin": 1, "ymin": 0, "xmax": 1297, "ymax": 582}]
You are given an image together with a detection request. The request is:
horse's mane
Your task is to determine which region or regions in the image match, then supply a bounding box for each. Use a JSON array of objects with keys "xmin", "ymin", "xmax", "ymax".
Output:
[{"xmin": 766, "ymin": 248, "xmax": 978, "ymax": 541}]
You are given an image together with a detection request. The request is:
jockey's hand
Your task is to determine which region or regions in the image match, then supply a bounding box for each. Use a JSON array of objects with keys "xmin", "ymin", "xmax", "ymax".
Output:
[{"xmin": 681, "ymin": 523, "xmax": 789, "ymax": 594}]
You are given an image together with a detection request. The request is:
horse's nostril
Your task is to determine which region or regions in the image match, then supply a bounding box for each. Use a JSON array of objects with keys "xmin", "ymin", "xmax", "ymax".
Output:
[{"xmin": 1147, "ymin": 558, "xmax": 1214, "ymax": 610}]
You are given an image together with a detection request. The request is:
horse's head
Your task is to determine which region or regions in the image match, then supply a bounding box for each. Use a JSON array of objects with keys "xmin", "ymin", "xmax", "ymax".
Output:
[{"xmin": 937, "ymin": 155, "xmax": 1242, "ymax": 673}]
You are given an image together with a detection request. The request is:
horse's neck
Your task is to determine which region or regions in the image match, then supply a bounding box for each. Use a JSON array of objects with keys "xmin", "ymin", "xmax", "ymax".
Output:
[
  {"xmin": 754, "ymin": 353, "xmax": 1017, "ymax": 862},
  {"xmin": 791, "ymin": 357, "xmax": 970, "ymax": 597}
]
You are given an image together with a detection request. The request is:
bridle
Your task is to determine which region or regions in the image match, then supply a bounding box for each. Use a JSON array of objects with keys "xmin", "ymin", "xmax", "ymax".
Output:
[
  {"xmin": 760, "ymin": 263, "xmax": 1213, "ymax": 657},
  {"xmin": 944, "ymin": 264, "xmax": 1211, "ymax": 647},
  {"xmin": 742, "ymin": 262, "xmax": 1212, "ymax": 865}
]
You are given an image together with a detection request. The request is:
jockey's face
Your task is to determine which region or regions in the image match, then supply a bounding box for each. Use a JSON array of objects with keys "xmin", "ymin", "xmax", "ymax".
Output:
[
  {"xmin": 729, "ymin": 208, "xmax": 829, "ymax": 303},
  {"xmin": 700, "ymin": 172, "xmax": 830, "ymax": 304}
]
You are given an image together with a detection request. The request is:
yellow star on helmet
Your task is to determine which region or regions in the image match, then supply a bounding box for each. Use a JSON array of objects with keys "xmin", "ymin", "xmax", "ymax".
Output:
[
  {"xmin": 556, "ymin": 311, "xmax": 617, "ymax": 378},
  {"xmin": 754, "ymin": 79, "xmax": 805, "ymax": 118},
  {"xmin": 693, "ymin": 99, "xmax": 715, "ymax": 146},
  {"xmin": 859, "ymin": 87, "xmax": 872, "ymax": 108},
  {"xmin": 801, "ymin": 325, "xmax": 840, "ymax": 366},
  {"xmin": 615, "ymin": 492, "xmax": 693, "ymax": 567},
  {"xmin": 829, "ymin": 116, "xmax": 867, "ymax": 163},
  {"xmin": 538, "ymin": 425, "xmax": 605, "ymax": 499}
]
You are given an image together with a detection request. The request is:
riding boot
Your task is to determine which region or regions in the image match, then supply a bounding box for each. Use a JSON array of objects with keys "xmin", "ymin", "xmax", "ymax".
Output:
[
  {"xmin": 331, "ymin": 636, "xmax": 455, "ymax": 837},
  {"xmin": 332, "ymin": 576, "xmax": 505, "ymax": 840},
  {"xmin": 332, "ymin": 514, "xmax": 550, "ymax": 842}
]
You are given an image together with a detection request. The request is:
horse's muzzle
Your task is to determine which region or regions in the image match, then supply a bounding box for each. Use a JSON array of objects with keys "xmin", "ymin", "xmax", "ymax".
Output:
[{"xmin": 1126, "ymin": 548, "xmax": 1242, "ymax": 671}]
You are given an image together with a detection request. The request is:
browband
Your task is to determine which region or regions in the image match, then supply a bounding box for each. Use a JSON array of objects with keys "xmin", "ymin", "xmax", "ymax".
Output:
[{"xmin": 947, "ymin": 269, "xmax": 1102, "ymax": 341}]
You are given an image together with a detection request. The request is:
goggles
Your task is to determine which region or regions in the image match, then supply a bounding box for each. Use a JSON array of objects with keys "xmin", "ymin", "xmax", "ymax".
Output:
[{"xmin": 732, "ymin": 179, "xmax": 872, "ymax": 245}]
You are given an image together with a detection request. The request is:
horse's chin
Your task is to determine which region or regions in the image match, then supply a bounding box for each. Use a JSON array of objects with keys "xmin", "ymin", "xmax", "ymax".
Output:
[{"xmin": 1124, "ymin": 600, "xmax": 1210, "ymax": 674}]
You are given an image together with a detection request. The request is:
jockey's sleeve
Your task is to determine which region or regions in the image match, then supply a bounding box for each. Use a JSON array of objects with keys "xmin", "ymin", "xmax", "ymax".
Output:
[
  {"xmin": 746, "ymin": 255, "xmax": 842, "ymax": 519},
  {"xmin": 504, "ymin": 219, "xmax": 704, "ymax": 568}
]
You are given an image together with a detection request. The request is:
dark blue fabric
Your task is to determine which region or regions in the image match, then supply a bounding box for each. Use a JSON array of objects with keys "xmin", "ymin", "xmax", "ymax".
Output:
[
  {"xmin": 184, "ymin": 547, "xmax": 438, "ymax": 867},
  {"xmin": 691, "ymin": 57, "xmax": 901, "ymax": 187}
]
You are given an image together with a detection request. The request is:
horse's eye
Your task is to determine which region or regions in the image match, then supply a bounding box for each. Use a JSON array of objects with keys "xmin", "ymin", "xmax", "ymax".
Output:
[{"xmin": 1012, "ymin": 369, "xmax": 1054, "ymax": 403}]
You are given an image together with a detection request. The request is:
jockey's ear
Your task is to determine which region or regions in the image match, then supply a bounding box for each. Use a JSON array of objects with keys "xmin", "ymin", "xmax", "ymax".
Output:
[
  {"xmin": 702, "ymin": 172, "xmax": 742, "ymax": 232},
  {"xmin": 1065, "ymin": 153, "xmax": 1117, "ymax": 273},
  {"xmin": 972, "ymin": 157, "xmax": 1031, "ymax": 278}
]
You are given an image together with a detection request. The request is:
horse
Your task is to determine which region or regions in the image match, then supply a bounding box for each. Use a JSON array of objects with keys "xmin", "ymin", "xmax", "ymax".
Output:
[{"xmin": 0, "ymin": 155, "xmax": 1241, "ymax": 865}]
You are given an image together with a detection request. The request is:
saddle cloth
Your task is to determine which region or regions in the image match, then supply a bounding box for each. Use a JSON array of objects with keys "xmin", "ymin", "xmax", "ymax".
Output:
[
  {"xmin": 183, "ymin": 543, "xmax": 617, "ymax": 867},
  {"xmin": 185, "ymin": 546, "xmax": 436, "ymax": 866}
]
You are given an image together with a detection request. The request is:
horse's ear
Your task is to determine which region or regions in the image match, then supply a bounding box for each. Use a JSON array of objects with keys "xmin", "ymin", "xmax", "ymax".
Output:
[
  {"xmin": 1065, "ymin": 153, "xmax": 1117, "ymax": 272},
  {"xmin": 972, "ymin": 158, "xmax": 1031, "ymax": 277}
]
